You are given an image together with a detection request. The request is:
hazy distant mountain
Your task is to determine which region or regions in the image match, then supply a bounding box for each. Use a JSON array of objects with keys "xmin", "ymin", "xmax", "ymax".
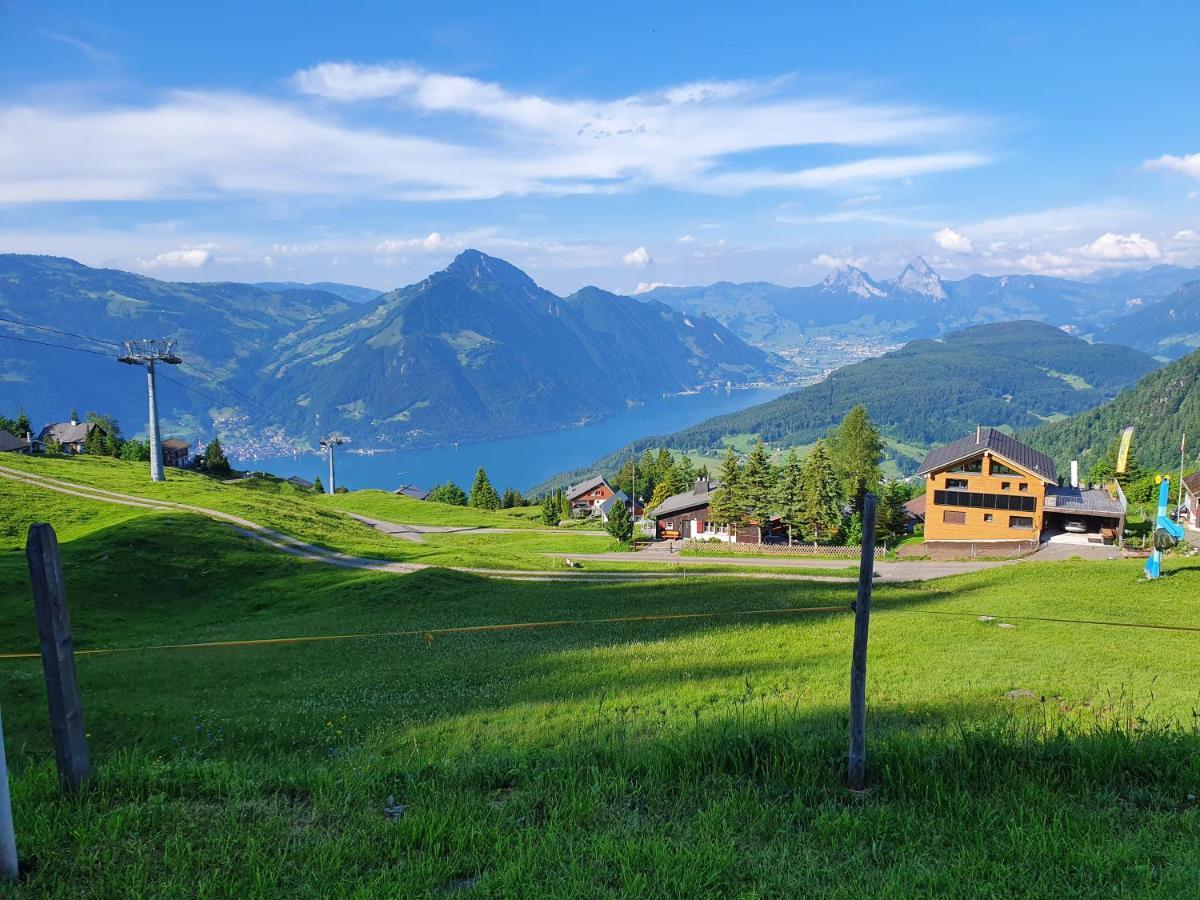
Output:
[
  {"xmin": 642, "ymin": 260, "xmax": 1200, "ymax": 356},
  {"xmin": 533, "ymin": 320, "xmax": 1159, "ymax": 492},
  {"xmin": 261, "ymin": 250, "xmax": 784, "ymax": 447},
  {"xmin": 254, "ymin": 280, "xmax": 383, "ymax": 304},
  {"xmin": 1097, "ymin": 281, "xmax": 1200, "ymax": 360},
  {"xmin": 0, "ymin": 254, "xmax": 348, "ymax": 442},
  {"xmin": 1, "ymin": 251, "xmax": 782, "ymax": 452}
]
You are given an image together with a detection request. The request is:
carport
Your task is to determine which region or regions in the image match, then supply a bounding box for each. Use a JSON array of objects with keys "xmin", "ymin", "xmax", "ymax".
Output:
[{"xmin": 1042, "ymin": 486, "xmax": 1127, "ymax": 547}]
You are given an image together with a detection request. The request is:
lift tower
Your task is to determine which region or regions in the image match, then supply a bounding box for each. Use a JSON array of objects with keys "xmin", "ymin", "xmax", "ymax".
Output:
[
  {"xmin": 117, "ymin": 339, "xmax": 182, "ymax": 482},
  {"xmin": 319, "ymin": 433, "xmax": 349, "ymax": 493}
]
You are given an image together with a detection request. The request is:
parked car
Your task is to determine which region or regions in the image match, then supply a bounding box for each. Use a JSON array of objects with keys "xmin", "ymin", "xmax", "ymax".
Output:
[{"xmin": 1063, "ymin": 520, "xmax": 1087, "ymax": 534}]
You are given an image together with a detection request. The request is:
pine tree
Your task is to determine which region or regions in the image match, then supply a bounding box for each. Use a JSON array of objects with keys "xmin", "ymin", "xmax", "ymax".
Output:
[
  {"xmin": 469, "ymin": 467, "xmax": 500, "ymax": 510},
  {"xmin": 557, "ymin": 488, "xmax": 570, "ymax": 522},
  {"xmin": 541, "ymin": 494, "xmax": 560, "ymax": 526},
  {"xmin": 774, "ymin": 448, "xmax": 805, "ymax": 544},
  {"xmin": 203, "ymin": 438, "xmax": 232, "ymax": 476},
  {"xmin": 428, "ymin": 481, "xmax": 468, "ymax": 505},
  {"xmin": 740, "ymin": 441, "xmax": 775, "ymax": 541},
  {"xmin": 671, "ymin": 455, "xmax": 696, "ymax": 494},
  {"xmin": 875, "ymin": 481, "xmax": 909, "ymax": 546},
  {"xmin": 828, "ymin": 405, "xmax": 883, "ymax": 513},
  {"xmin": 799, "ymin": 441, "xmax": 844, "ymax": 543},
  {"xmin": 605, "ymin": 499, "xmax": 634, "ymax": 544},
  {"xmin": 708, "ymin": 447, "xmax": 744, "ymax": 529},
  {"xmin": 313, "ymin": 475, "xmax": 324, "ymax": 494},
  {"xmin": 14, "ymin": 408, "xmax": 31, "ymax": 437}
]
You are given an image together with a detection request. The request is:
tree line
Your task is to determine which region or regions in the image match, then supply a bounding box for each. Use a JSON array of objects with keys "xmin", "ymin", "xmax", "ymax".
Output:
[{"xmin": 424, "ymin": 468, "xmax": 527, "ymax": 511}]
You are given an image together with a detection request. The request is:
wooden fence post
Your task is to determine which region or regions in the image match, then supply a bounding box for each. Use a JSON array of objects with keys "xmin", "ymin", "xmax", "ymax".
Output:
[
  {"xmin": 0, "ymin": 708, "xmax": 17, "ymax": 881},
  {"xmin": 848, "ymin": 493, "xmax": 878, "ymax": 791},
  {"xmin": 26, "ymin": 524, "xmax": 91, "ymax": 793}
]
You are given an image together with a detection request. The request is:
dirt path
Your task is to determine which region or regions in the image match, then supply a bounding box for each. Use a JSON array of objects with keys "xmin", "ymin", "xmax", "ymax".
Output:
[{"xmin": 346, "ymin": 513, "xmax": 606, "ymax": 542}]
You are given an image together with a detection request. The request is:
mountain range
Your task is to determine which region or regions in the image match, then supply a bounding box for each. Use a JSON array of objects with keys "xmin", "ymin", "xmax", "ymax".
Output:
[
  {"xmin": 254, "ymin": 281, "xmax": 384, "ymax": 304},
  {"xmin": 0, "ymin": 251, "xmax": 782, "ymax": 454},
  {"xmin": 643, "ymin": 260, "xmax": 1200, "ymax": 370},
  {"xmin": 533, "ymin": 320, "xmax": 1160, "ymax": 493},
  {"xmin": 1097, "ymin": 281, "xmax": 1200, "ymax": 360}
]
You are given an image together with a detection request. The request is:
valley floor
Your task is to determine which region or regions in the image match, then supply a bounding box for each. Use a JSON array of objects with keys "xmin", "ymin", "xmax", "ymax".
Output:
[{"xmin": 0, "ymin": 456, "xmax": 1198, "ymax": 896}]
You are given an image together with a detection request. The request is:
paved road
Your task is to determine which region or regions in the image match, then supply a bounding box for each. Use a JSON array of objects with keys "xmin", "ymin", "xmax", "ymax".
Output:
[{"xmin": 549, "ymin": 550, "xmax": 1011, "ymax": 582}]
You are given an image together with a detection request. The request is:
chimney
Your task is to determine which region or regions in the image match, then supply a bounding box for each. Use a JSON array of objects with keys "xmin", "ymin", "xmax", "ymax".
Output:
[
  {"xmin": 1070, "ymin": 460, "xmax": 1079, "ymax": 488},
  {"xmin": 70, "ymin": 417, "xmax": 78, "ymax": 427},
  {"xmin": 976, "ymin": 424, "xmax": 982, "ymax": 443},
  {"xmin": 694, "ymin": 477, "xmax": 709, "ymax": 495}
]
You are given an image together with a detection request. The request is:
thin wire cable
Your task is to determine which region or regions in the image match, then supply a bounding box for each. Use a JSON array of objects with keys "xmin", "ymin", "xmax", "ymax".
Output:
[
  {"xmin": 0, "ymin": 314, "xmax": 121, "ymax": 350},
  {"xmin": 0, "ymin": 332, "xmax": 111, "ymax": 356}
]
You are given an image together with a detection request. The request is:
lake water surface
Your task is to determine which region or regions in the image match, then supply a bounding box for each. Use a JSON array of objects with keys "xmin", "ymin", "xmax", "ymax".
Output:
[{"xmin": 235, "ymin": 387, "xmax": 786, "ymax": 493}]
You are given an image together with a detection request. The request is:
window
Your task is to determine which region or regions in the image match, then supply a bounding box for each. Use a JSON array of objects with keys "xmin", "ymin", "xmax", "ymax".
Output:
[
  {"xmin": 991, "ymin": 461, "xmax": 1020, "ymax": 476},
  {"xmin": 943, "ymin": 510, "xmax": 966, "ymax": 525},
  {"xmin": 933, "ymin": 490, "xmax": 1036, "ymax": 512},
  {"xmin": 1009, "ymin": 516, "xmax": 1033, "ymax": 529},
  {"xmin": 1000, "ymin": 481, "xmax": 1011, "ymax": 491},
  {"xmin": 946, "ymin": 478, "xmax": 969, "ymax": 489},
  {"xmin": 949, "ymin": 459, "xmax": 983, "ymax": 474},
  {"xmin": 1018, "ymin": 483, "xmax": 1028, "ymax": 492},
  {"xmin": 983, "ymin": 513, "xmax": 994, "ymax": 522}
]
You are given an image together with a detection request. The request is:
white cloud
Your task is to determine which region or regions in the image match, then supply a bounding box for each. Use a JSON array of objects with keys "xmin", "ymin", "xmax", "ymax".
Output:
[
  {"xmin": 375, "ymin": 231, "xmax": 457, "ymax": 253},
  {"xmin": 1144, "ymin": 153, "xmax": 1200, "ymax": 181},
  {"xmin": 931, "ymin": 227, "xmax": 974, "ymax": 253},
  {"xmin": 811, "ymin": 252, "xmax": 867, "ymax": 269},
  {"xmin": 136, "ymin": 247, "xmax": 211, "ymax": 269},
  {"xmin": 676, "ymin": 234, "xmax": 695, "ymax": 243},
  {"xmin": 1076, "ymin": 232, "xmax": 1161, "ymax": 261},
  {"xmin": 0, "ymin": 64, "xmax": 989, "ymax": 204},
  {"xmin": 634, "ymin": 281, "xmax": 675, "ymax": 294},
  {"xmin": 622, "ymin": 246, "xmax": 653, "ymax": 268},
  {"xmin": 1171, "ymin": 229, "xmax": 1200, "ymax": 242}
]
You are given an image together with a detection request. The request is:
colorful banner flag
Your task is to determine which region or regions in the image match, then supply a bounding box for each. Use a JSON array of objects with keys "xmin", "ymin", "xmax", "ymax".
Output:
[{"xmin": 1116, "ymin": 426, "xmax": 1134, "ymax": 474}]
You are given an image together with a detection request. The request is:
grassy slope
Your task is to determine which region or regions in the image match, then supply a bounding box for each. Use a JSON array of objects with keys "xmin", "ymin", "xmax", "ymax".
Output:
[{"xmin": 0, "ymin": 474, "xmax": 1198, "ymax": 894}]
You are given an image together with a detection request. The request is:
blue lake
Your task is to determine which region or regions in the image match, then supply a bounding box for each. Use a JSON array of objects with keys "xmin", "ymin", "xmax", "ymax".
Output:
[{"xmin": 235, "ymin": 387, "xmax": 786, "ymax": 493}]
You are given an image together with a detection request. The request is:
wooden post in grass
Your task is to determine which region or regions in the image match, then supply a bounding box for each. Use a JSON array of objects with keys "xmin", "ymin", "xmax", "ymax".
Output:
[
  {"xmin": 0, "ymin": 708, "xmax": 17, "ymax": 881},
  {"xmin": 26, "ymin": 524, "xmax": 91, "ymax": 793},
  {"xmin": 848, "ymin": 493, "xmax": 878, "ymax": 791}
]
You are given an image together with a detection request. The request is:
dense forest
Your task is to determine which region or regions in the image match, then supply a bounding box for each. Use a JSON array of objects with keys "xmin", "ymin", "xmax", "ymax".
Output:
[{"xmin": 1025, "ymin": 347, "xmax": 1200, "ymax": 473}]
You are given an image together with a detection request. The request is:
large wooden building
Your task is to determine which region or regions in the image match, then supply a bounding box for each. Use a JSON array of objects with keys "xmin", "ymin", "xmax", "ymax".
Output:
[{"xmin": 917, "ymin": 427, "xmax": 1125, "ymax": 547}]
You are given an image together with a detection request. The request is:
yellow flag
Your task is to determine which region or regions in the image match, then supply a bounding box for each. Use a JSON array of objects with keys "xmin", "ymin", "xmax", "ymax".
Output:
[{"xmin": 1116, "ymin": 426, "xmax": 1134, "ymax": 474}]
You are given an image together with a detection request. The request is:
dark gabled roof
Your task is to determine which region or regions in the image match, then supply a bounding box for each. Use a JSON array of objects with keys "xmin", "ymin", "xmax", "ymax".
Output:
[
  {"xmin": 0, "ymin": 429, "xmax": 30, "ymax": 452},
  {"xmin": 1183, "ymin": 472, "xmax": 1200, "ymax": 497},
  {"xmin": 903, "ymin": 494, "xmax": 926, "ymax": 519},
  {"xmin": 1044, "ymin": 486, "xmax": 1126, "ymax": 516},
  {"xmin": 566, "ymin": 474, "xmax": 609, "ymax": 500},
  {"xmin": 38, "ymin": 421, "xmax": 102, "ymax": 445},
  {"xmin": 651, "ymin": 481, "xmax": 722, "ymax": 519},
  {"xmin": 917, "ymin": 427, "xmax": 1057, "ymax": 482},
  {"xmin": 392, "ymin": 484, "xmax": 429, "ymax": 499},
  {"xmin": 161, "ymin": 439, "xmax": 190, "ymax": 451}
]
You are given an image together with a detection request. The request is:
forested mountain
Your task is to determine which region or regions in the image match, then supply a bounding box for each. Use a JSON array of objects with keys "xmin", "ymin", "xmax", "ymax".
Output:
[
  {"xmin": 1097, "ymin": 281, "xmax": 1200, "ymax": 360},
  {"xmin": 0, "ymin": 251, "xmax": 781, "ymax": 453},
  {"xmin": 260, "ymin": 250, "xmax": 782, "ymax": 446},
  {"xmin": 0, "ymin": 254, "xmax": 349, "ymax": 447},
  {"xmin": 533, "ymin": 320, "xmax": 1158, "ymax": 491},
  {"xmin": 644, "ymin": 261, "xmax": 1200, "ymax": 359},
  {"xmin": 1026, "ymin": 347, "xmax": 1200, "ymax": 472},
  {"xmin": 255, "ymin": 281, "xmax": 383, "ymax": 304}
]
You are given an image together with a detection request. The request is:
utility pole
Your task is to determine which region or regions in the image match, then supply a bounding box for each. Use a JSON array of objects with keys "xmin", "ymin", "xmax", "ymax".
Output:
[
  {"xmin": 319, "ymin": 433, "xmax": 348, "ymax": 494},
  {"xmin": 117, "ymin": 339, "xmax": 181, "ymax": 482}
]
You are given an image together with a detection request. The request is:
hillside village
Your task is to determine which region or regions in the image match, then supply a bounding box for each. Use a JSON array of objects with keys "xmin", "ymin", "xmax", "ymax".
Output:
[{"xmin": 5, "ymin": 6, "xmax": 1200, "ymax": 895}]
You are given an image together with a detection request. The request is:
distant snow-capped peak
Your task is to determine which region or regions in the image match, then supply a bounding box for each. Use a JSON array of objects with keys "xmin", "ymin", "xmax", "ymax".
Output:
[
  {"xmin": 893, "ymin": 256, "xmax": 946, "ymax": 300},
  {"xmin": 820, "ymin": 265, "xmax": 887, "ymax": 299}
]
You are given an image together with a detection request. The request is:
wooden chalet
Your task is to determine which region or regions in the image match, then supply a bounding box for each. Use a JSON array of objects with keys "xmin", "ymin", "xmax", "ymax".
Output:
[
  {"xmin": 650, "ymin": 478, "xmax": 786, "ymax": 544},
  {"xmin": 161, "ymin": 438, "xmax": 191, "ymax": 468},
  {"xmin": 918, "ymin": 427, "xmax": 1125, "ymax": 548},
  {"xmin": 565, "ymin": 475, "xmax": 616, "ymax": 517}
]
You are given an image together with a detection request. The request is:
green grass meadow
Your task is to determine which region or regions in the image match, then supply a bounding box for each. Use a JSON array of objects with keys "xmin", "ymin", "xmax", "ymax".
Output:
[{"xmin": 1, "ymin": 457, "xmax": 1198, "ymax": 895}]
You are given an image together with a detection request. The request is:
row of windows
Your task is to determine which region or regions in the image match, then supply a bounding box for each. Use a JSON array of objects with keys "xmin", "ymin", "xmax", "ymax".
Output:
[
  {"xmin": 945, "ymin": 476, "xmax": 1027, "ymax": 491},
  {"xmin": 942, "ymin": 511, "xmax": 1034, "ymax": 529},
  {"xmin": 948, "ymin": 459, "xmax": 1022, "ymax": 476},
  {"xmin": 933, "ymin": 490, "xmax": 1037, "ymax": 512}
]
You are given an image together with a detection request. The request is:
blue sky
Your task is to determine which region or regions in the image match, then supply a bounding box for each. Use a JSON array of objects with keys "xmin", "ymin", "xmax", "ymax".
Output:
[{"xmin": 2, "ymin": 0, "xmax": 1198, "ymax": 294}]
